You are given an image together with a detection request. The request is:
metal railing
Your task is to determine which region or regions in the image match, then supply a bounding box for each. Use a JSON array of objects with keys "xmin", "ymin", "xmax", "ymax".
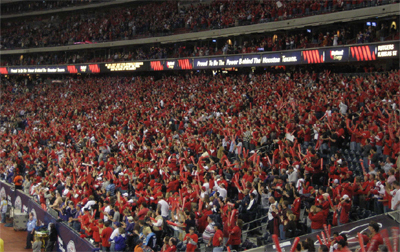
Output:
[{"xmin": 239, "ymin": 210, "xmax": 400, "ymax": 252}]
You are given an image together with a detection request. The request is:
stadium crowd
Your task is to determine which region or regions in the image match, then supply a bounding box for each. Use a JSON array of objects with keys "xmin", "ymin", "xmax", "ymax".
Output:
[
  {"xmin": 1, "ymin": 0, "xmax": 397, "ymax": 50},
  {"xmin": 3, "ymin": 22, "xmax": 398, "ymax": 67},
  {"xmin": 0, "ymin": 0, "xmax": 100, "ymax": 15},
  {"xmin": 1, "ymin": 69, "xmax": 400, "ymax": 252}
]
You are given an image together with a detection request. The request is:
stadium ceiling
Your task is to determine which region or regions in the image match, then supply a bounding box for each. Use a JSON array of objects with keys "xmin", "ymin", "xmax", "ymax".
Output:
[{"xmin": 0, "ymin": 4, "xmax": 398, "ymax": 56}]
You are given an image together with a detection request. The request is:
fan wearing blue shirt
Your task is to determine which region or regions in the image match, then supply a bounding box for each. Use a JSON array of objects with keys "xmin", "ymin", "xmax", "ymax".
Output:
[{"xmin": 25, "ymin": 212, "xmax": 36, "ymax": 249}]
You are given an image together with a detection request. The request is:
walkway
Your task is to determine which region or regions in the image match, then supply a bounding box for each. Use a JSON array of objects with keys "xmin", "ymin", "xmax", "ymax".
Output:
[{"xmin": 0, "ymin": 218, "xmax": 30, "ymax": 252}]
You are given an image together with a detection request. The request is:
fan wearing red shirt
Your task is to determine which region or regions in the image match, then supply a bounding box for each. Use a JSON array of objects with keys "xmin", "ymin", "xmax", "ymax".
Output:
[
  {"xmin": 227, "ymin": 219, "xmax": 243, "ymax": 251},
  {"xmin": 292, "ymin": 192, "xmax": 301, "ymax": 221},
  {"xmin": 308, "ymin": 205, "xmax": 325, "ymax": 233},
  {"xmin": 212, "ymin": 224, "xmax": 224, "ymax": 252},
  {"xmin": 80, "ymin": 208, "xmax": 91, "ymax": 235},
  {"xmin": 338, "ymin": 195, "xmax": 352, "ymax": 225},
  {"xmin": 167, "ymin": 176, "xmax": 180, "ymax": 192},
  {"xmin": 100, "ymin": 221, "xmax": 113, "ymax": 251},
  {"xmin": 359, "ymin": 222, "xmax": 384, "ymax": 252},
  {"xmin": 136, "ymin": 202, "xmax": 149, "ymax": 220},
  {"xmin": 91, "ymin": 219, "xmax": 103, "ymax": 246},
  {"xmin": 182, "ymin": 227, "xmax": 198, "ymax": 252},
  {"xmin": 161, "ymin": 237, "xmax": 178, "ymax": 252},
  {"xmin": 120, "ymin": 174, "xmax": 129, "ymax": 193}
]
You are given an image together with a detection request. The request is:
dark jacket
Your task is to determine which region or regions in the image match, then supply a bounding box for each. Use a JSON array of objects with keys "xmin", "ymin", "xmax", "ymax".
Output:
[{"xmin": 284, "ymin": 220, "xmax": 297, "ymax": 238}]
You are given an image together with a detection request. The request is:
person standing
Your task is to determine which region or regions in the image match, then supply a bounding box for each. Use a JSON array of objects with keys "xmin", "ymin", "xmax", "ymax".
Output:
[
  {"xmin": 109, "ymin": 222, "xmax": 121, "ymax": 252},
  {"xmin": 25, "ymin": 212, "xmax": 36, "ymax": 249},
  {"xmin": 183, "ymin": 227, "xmax": 198, "ymax": 252},
  {"xmin": 114, "ymin": 227, "xmax": 127, "ymax": 252},
  {"xmin": 32, "ymin": 235, "xmax": 42, "ymax": 252},
  {"xmin": 158, "ymin": 198, "xmax": 170, "ymax": 219},
  {"xmin": 308, "ymin": 205, "xmax": 325, "ymax": 233},
  {"xmin": 389, "ymin": 181, "xmax": 400, "ymax": 211},
  {"xmin": 227, "ymin": 219, "xmax": 242, "ymax": 251},
  {"xmin": 365, "ymin": 222, "xmax": 383, "ymax": 252},
  {"xmin": 101, "ymin": 221, "xmax": 113, "ymax": 252},
  {"xmin": 45, "ymin": 223, "xmax": 57, "ymax": 252},
  {"xmin": 212, "ymin": 224, "xmax": 224, "ymax": 252},
  {"xmin": 202, "ymin": 216, "xmax": 216, "ymax": 250},
  {"xmin": 14, "ymin": 172, "xmax": 23, "ymax": 190},
  {"xmin": 0, "ymin": 197, "xmax": 7, "ymax": 224}
]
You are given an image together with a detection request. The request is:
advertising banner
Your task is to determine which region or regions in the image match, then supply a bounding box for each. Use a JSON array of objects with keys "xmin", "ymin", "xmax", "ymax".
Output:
[
  {"xmin": 7, "ymin": 66, "xmax": 68, "ymax": 74},
  {"xmin": 4, "ymin": 64, "xmax": 101, "ymax": 74},
  {"xmin": 194, "ymin": 58, "xmax": 210, "ymax": 69},
  {"xmin": 73, "ymin": 64, "xmax": 101, "ymax": 74},
  {"xmin": 324, "ymin": 48, "xmax": 349, "ymax": 63},
  {"xmin": 302, "ymin": 49, "xmax": 325, "ymax": 64},
  {"xmin": 57, "ymin": 222, "xmax": 95, "ymax": 252},
  {"xmin": 0, "ymin": 181, "xmax": 14, "ymax": 209},
  {"xmin": 101, "ymin": 61, "xmax": 148, "ymax": 72},
  {"xmin": 281, "ymin": 51, "xmax": 302, "ymax": 65},
  {"xmin": 225, "ymin": 55, "xmax": 243, "ymax": 67},
  {"xmin": 208, "ymin": 57, "xmax": 226, "ymax": 68},
  {"xmin": 0, "ymin": 42, "xmax": 396, "ymax": 75},
  {"xmin": 150, "ymin": 60, "xmax": 180, "ymax": 71},
  {"xmin": 27, "ymin": 199, "xmax": 55, "ymax": 226},
  {"xmin": 375, "ymin": 43, "xmax": 399, "ymax": 58},
  {"xmin": 349, "ymin": 45, "xmax": 376, "ymax": 61},
  {"xmin": 150, "ymin": 60, "xmax": 164, "ymax": 71},
  {"xmin": 176, "ymin": 58, "xmax": 193, "ymax": 70},
  {"xmin": 17, "ymin": 190, "xmax": 31, "ymax": 213},
  {"xmin": 261, "ymin": 53, "xmax": 282, "ymax": 65},
  {"xmin": 163, "ymin": 60, "xmax": 179, "ymax": 70},
  {"xmin": 240, "ymin": 55, "xmax": 262, "ymax": 67}
]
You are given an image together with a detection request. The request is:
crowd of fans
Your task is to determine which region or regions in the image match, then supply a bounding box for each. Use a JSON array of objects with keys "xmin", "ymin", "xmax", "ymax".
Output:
[
  {"xmin": 0, "ymin": 46, "xmax": 170, "ymax": 67},
  {"xmin": 3, "ymin": 22, "xmax": 399, "ymax": 67},
  {"xmin": 1, "ymin": 0, "xmax": 397, "ymax": 50},
  {"xmin": 0, "ymin": 0, "xmax": 101, "ymax": 15},
  {"xmin": 0, "ymin": 68, "xmax": 399, "ymax": 251}
]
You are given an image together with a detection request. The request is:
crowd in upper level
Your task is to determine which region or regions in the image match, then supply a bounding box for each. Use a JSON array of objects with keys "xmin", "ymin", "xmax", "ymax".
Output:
[
  {"xmin": 0, "ymin": 0, "xmax": 100, "ymax": 15},
  {"xmin": 1, "ymin": 0, "xmax": 397, "ymax": 50},
  {"xmin": 2, "ymin": 22, "xmax": 398, "ymax": 67}
]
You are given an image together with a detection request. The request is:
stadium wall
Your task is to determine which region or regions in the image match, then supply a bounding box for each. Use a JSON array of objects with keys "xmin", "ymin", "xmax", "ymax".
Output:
[{"xmin": 0, "ymin": 181, "xmax": 96, "ymax": 252}]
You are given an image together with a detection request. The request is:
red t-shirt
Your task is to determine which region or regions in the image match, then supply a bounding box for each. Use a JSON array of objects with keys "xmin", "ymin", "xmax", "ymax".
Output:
[
  {"xmin": 183, "ymin": 233, "xmax": 198, "ymax": 252},
  {"xmin": 138, "ymin": 207, "xmax": 149, "ymax": 220},
  {"xmin": 92, "ymin": 223, "xmax": 102, "ymax": 243},
  {"xmin": 101, "ymin": 227, "xmax": 113, "ymax": 247},
  {"xmin": 212, "ymin": 229, "xmax": 224, "ymax": 247}
]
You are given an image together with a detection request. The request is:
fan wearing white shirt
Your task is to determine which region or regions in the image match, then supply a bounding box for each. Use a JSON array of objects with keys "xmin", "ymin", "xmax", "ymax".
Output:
[
  {"xmin": 214, "ymin": 182, "xmax": 227, "ymax": 200},
  {"xmin": 157, "ymin": 198, "xmax": 170, "ymax": 219},
  {"xmin": 81, "ymin": 196, "xmax": 96, "ymax": 213},
  {"xmin": 389, "ymin": 181, "xmax": 400, "ymax": 211},
  {"xmin": 103, "ymin": 203, "xmax": 111, "ymax": 222},
  {"xmin": 109, "ymin": 222, "xmax": 121, "ymax": 252},
  {"xmin": 202, "ymin": 178, "xmax": 210, "ymax": 194}
]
